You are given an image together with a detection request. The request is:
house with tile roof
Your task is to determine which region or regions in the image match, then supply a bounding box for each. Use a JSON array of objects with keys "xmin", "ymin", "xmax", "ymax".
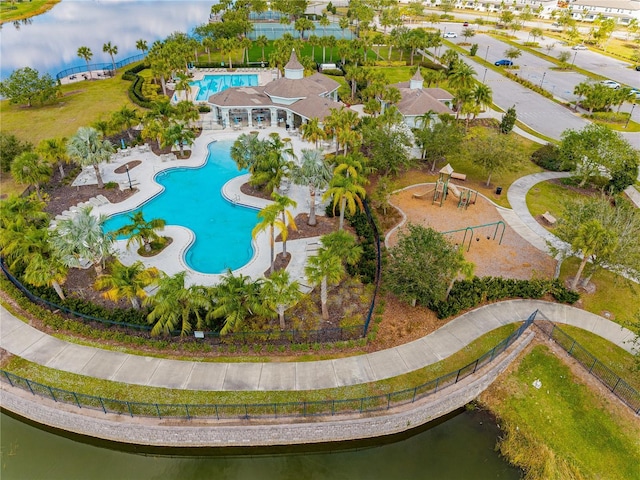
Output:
[
  {"xmin": 207, "ymin": 50, "xmax": 343, "ymax": 130},
  {"xmin": 385, "ymin": 68, "xmax": 455, "ymax": 128}
]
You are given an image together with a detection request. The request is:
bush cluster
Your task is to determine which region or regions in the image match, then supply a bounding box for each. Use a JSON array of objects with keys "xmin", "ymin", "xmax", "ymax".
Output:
[
  {"xmin": 531, "ymin": 143, "xmax": 569, "ymax": 172},
  {"xmin": 345, "ymin": 211, "xmax": 379, "ymax": 284},
  {"xmin": 431, "ymin": 277, "xmax": 579, "ymax": 319},
  {"xmin": 321, "ymin": 68, "xmax": 345, "ymax": 76},
  {"xmin": 504, "ymin": 71, "xmax": 554, "ymax": 99}
]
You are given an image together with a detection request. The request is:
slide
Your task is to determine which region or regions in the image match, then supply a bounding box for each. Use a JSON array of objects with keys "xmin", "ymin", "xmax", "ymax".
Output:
[{"xmin": 448, "ymin": 183, "xmax": 461, "ymax": 199}]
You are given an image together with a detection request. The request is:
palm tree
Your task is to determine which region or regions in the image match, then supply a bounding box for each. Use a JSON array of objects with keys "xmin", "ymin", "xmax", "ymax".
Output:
[
  {"xmin": 162, "ymin": 122, "xmax": 195, "ymax": 157},
  {"xmin": 448, "ymin": 61, "xmax": 476, "ymax": 92},
  {"xmin": 320, "ymin": 230, "xmax": 363, "ymax": 267},
  {"xmin": 261, "ymin": 270, "xmax": 302, "ymax": 330},
  {"xmin": 0, "ymin": 194, "xmax": 48, "ymax": 231},
  {"xmin": 10, "ymin": 152, "xmax": 52, "ymax": 200},
  {"xmin": 305, "ymin": 247, "xmax": 344, "ymax": 320},
  {"xmin": 49, "ymin": 206, "xmax": 113, "ymax": 275},
  {"xmin": 323, "ymin": 170, "xmax": 367, "ymax": 231},
  {"xmin": 67, "ymin": 127, "xmax": 114, "ymax": 188},
  {"xmin": 256, "ymin": 35, "xmax": 269, "ymax": 62},
  {"xmin": 136, "ymin": 39, "xmax": 148, "ymax": 55},
  {"xmin": 37, "ymin": 137, "xmax": 69, "ymax": 179},
  {"xmin": 473, "ymin": 83, "xmax": 493, "ymax": 115},
  {"xmin": 115, "ymin": 210, "xmax": 166, "ymax": 253},
  {"xmin": 289, "ymin": 149, "xmax": 332, "ymax": 226},
  {"xmin": 92, "ymin": 119, "xmax": 111, "ymax": 137},
  {"xmin": 111, "ymin": 105, "xmax": 139, "ymax": 140},
  {"xmin": 95, "ymin": 260, "xmax": 160, "ymax": 309},
  {"xmin": 217, "ymin": 37, "xmax": 238, "ymax": 68},
  {"xmin": 271, "ymin": 192, "xmax": 297, "ymax": 257},
  {"xmin": 77, "ymin": 46, "xmax": 93, "ymax": 79},
  {"xmin": 145, "ymin": 271, "xmax": 210, "ymax": 336},
  {"xmin": 570, "ymin": 220, "xmax": 618, "ymax": 290},
  {"xmin": 103, "ymin": 41, "xmax": 118, "ymax": 74},
  {"xmin": 174, "ymin": 73, "xmax": 193, "ymax": 102},
  {"xmin": 251, "ymin": 133, "xmax": 295, "ymax": 194},
  {"xmin": 23, "ymin": 249, "xmax": 69, "ymax": 301},
  {"xmin": 300, "ymin": 117, "xmax": 326, "ymax": 149},
  {"xmin": 252, "ymin": 203, "xmax": 282, "ymax": 274},
  {"xmin": 211, "ymin": 270, "xmax": 270, "ymax": 335}
]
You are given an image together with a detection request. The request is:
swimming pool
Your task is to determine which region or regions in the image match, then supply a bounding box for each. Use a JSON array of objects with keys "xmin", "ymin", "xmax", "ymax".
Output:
[
  {"xmin": 191, "ymin": 74, "xmax": 259, "ymax": 101},
  {"xmin": 103, "ymin": 141, "xmax": 258, "ymax": 274}
]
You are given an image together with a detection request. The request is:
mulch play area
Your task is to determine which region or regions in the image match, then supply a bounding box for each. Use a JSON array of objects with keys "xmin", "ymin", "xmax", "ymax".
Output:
[{"xmin": 387, "ymin": 184, "xmax": 556, "ymax": 280}]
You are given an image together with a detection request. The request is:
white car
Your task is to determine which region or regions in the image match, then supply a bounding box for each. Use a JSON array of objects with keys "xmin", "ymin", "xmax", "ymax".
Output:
[
  {"xmin": 572, "ymin": 44, "xmax": 588, "ymax": 50},
  {"xmin": 443, "ymin": 32, "xmax": 457, "ymax": 38},
  {"xmin": 600, "ymin": 80, "xmax": 621, "ymax": 89}
]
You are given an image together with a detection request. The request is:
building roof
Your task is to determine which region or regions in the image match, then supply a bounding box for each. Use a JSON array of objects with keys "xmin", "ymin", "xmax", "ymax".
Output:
[
  {"xmin": 284, "ymin": 49, "xmax": 304, "ymax": 71},
  {"xmin": 286, "ymin": 95, "xmax": 345, "ymax": 120},
  {"xmin": 263, "ymin": 73, "xmax": 339, "ymax": 100},
  {"xmin": 395, "ymin": 88, "xmax": 453, "ymax": 116},
  {"xmin": 208, "ymin": 86, "xmax": 272, "ymax": 107},
  {"xmin": 424, "ymin": 88, "xmax": 454, "ymax": 100},
  {"xmin": 570, "ymin": 0, "xmax": 640, "ymax": 10},
  {"xmin": 411, "ymin": 68, "xmax": 424, "ymax": 82}
]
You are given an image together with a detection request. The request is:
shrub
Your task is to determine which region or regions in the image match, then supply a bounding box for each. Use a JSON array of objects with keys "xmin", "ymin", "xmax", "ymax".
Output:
[
  {"xmin": 321, "ymin": 68, "xmax": 345, "ymax": 76},
  {"xmin": 504, "ymin": 71, "xmax": 553, "ymax": 99},
  {"xmin": 470, "ymin": 44, "xmax": 479, "ymax": 56},
  {"xmin": 197, "ymin": 104, "xmax": 211, "ymax": 113},
  {"xmin": 531, "ymin": 143, "xmax": 568, "ymax": 171},
  {"xmin": 431, "ymin": 276, "xmax": 579, "ymax": 319}
]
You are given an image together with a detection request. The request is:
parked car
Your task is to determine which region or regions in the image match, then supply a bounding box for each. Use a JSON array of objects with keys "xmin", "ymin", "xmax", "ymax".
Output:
[
  {"xmin": 636, "ymin": 65, "xmax": 640, "ymax": 71},
  {"xmin": 600, "ymin": 80, "xmax": 621, "ymax": 89},
  {"xmin": 463, "ymin": 22, "xmax": 469, "ymax": 27},
  {"xmin": 495, "ymin": 59, "xmax": 514, "ymax": 66},
  {"xmin": 630, "ymin": 88, "xmax": 640, "ymax": 99},
  {"xmin": 572, "ymin": 44, "xmax": 588, "ymax": 50},
  {"xmin": 443, "ymin": 32, "xmax": 457, "ymax": 38}
]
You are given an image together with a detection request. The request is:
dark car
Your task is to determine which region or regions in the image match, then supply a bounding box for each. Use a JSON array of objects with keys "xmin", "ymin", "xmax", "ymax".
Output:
[
  {"xmin": 495, "ymin": 59, "xmax": 513, "ymax": 66},
  {"xmin": 636, "ymin": 65, "xmax": 640, "ymax": 71},
  {"xmin": 463, "ymin": 21, "xmax": 469, "ymax": 27}
]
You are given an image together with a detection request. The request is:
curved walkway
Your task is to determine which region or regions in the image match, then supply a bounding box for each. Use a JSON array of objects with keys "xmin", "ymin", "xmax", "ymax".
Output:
[{"xmin": 1, "ymin": 300, "xmax": 635, "ymax": 392}]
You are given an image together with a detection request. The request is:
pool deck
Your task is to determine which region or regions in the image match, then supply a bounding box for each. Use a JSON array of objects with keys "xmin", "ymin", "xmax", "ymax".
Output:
[{"xmin": 69, "ymin": 126, "xmax": 335, "ymax": 288}]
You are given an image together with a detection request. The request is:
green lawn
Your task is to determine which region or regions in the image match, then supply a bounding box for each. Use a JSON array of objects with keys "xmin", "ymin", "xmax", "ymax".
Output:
[
  {"xmin": 525, "ymin": 179, "xmax": 589, "ymax": 223},
  {"xmin": 1, "ymin": 70, "xmax": 138, "ymax": 145},
  {"xmin": 559, "ymin": 257, "xmax": 640, "ymax": 330},
  {"xmin": 2, "ymin": 323, "xmax": 518, "ymax": 406},
  {"xmin": 0, "ymin": 0, "xmax": 59, "ymax": 23},
  {"xmin": 481, "ymin": 345, "xmax": 640, "ymax": 480},
  {"xmin": 556, "ymin": 325, "xmax": 640, "ymax": 391}
]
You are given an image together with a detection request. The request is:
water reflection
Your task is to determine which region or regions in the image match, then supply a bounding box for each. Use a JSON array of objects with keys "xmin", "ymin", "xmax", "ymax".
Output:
[{"xmin": 0, "ymin": 0, "xmax": 213, "ymax": 79}]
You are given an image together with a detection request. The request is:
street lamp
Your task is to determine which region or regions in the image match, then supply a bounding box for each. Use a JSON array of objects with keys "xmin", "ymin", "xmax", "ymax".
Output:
[
  {"xmin": 482, "ymin": 68, "xmax": 488, "ymax": 83},
  {"xmin": 571, "ymin": 50, "xmax": 578, "ymax": 67},
  {"xmin": 125, "ymin": 164, "xmax": 132, "ymax": 190},
  {"xmin": 625, "ymin": 103, "xmax": 636, "ymax": 129},
  {"xmin": 539, "ymin": 72, "xmax": 546, "ymax": 88},
  {"xmin": 485, "ymin": 45, "xmax": 490, "ymax": 61}
]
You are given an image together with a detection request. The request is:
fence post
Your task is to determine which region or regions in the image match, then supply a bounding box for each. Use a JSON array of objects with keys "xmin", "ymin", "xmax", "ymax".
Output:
[
  {"xmin": 126, "ymin": 401, "xmax": 133, "ymax": 417},
  {"xmin": 568, "ymin": 340, "xmax": 576, "ymax": 355},
  {"xmin": 387, "ymin": 393, "xmax": 391, "ymax": 410},
  {"xmin": 3, "ymin": 371, "xmax": 14, "ymax": 387},
  {"xmin": 73, "ymin": 392, "xmax": 81, "ymax": 408},
  {"xmin": 47, "ymin": 386, "xmax": 57, "ymax": 402},
  {"xmin": 588, "ymin": 358, "xmax": 597, "ymax": 374},
  {"xmin": 185, "ymin": 404, "xmax": 190, "ymax": 420},
  {"xmin": 25, "ymin": 379, "xmax": 35, "ymax": 395},
  {"xmin": 155, "ymin": 404, "xmax": 161, "ymax": 419},
  {"xmin": 472, "ymin": 358, "xmax": 480, "ymax": 374},
  {"xmin": 611, "ymin": 378, "xmax": 621, "ymax": 393},
  {"xmin": 99, "ymin": 397, "xmax": 106, "ymax": 414},
  {"xmin": 215, "ymin": 404, "xmax": 219, "ymax": 420}
]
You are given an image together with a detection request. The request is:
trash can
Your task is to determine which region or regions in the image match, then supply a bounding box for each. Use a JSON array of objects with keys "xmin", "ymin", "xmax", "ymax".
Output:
[{"xmin": 495, "ymin": 186, "xmax": 503, "ymax": 195}]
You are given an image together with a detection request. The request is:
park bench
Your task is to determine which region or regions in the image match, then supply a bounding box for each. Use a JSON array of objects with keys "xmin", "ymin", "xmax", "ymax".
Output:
[
  {"xmin": 542, "ymin": 211, "xmax": 557, "ymax": 225},
  {"xmin": 451, "ymin": 172, "xmax": 467, "ymax": 181}
]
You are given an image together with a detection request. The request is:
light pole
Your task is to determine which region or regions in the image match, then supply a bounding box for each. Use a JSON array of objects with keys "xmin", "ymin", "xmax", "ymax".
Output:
[
  {"xmin": 571, "ymin": 50, "xmax": 578, "ymax": 67},
  {"xmin": 625, "ymin": 103, "xmax": 636, "ymax": 129},
  {"xmin": 539, "ymin": 71, "xmax": 546, "ymax": 88},
  {"xmin": 485, "ymin": 45, "xmax": 490, "ymax": 61},
  {"xmin": 125, "ymin": 164, "xmax": 132, "ymax": 190},
  {"xmin": 482, "ymin": 68, "xmax": 488, "ymax": 83}
]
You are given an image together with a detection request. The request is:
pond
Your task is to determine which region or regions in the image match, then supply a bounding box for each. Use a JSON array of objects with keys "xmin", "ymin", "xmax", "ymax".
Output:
[
  {"xmin": 1, "ymin": 410, "xmax": 521, "ymax": 479},
  {"xmin": 0, "ymin": 0, "xmax": 213, "ymax": 80}
]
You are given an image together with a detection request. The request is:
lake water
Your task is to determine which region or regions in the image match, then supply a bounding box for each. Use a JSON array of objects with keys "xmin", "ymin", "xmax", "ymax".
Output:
[
  {"xmin": 0, "ymin": 0, "xmax": 213, "ymax": 80},
  {"xmin": 1, "ymin": 410, "xmax": 521, "ymax": 479}
]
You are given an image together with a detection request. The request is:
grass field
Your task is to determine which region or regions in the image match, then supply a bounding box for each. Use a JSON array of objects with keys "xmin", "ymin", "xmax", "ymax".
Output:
[
  {"xmin": 1, "ymin": 71, "xmax": 138, "ymax": 145},
  {"xmin": 0, "ymin": 0, "xmax": 59, "ymax": 24},
  {"xmin": 481, "ymin": 344, "xmax": 640, "ymax": 480},
  {"xmin": 525, "ymin": 179, "xmax": 589, "ymax": 221}
]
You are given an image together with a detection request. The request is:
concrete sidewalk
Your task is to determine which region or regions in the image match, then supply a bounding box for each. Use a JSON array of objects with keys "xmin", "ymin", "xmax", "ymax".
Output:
[{"xmin": 1, "ymin": 300, "xmax": 635, "ymax": 392}]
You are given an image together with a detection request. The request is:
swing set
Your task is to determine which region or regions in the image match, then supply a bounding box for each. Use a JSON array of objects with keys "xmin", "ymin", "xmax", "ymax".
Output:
[{"xmin": 441, "ymin": 221, "xmax": 506, "ymax": 252}]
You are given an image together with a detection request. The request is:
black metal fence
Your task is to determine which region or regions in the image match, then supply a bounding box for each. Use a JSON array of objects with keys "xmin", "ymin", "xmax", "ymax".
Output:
[
  {"xmin": 0, "ymin": 311, "xmax": 537, "ymax": 421},
  {"xmin": 535, "ymin": 320, "xmax": 640, "ymax": 414},
  {"xmin": 56, "ymin": 54, "xmax": 146, "ymax": 80}
]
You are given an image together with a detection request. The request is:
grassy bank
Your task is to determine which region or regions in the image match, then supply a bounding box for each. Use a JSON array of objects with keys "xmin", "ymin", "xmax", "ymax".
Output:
[
  {"xmin": 0, "ymin": 72, "xmax": 137, "ymax": 145},
  {"xmin": 1, "ymin": 323, "xmax": 518, "ymax": 406},
  {"xmin": 0, "ymin": 0, "xmax": 59, "ymax": 24},
  {"xmin": 481, "ymin": 344, "xmax": 640, "ymax": 480}
]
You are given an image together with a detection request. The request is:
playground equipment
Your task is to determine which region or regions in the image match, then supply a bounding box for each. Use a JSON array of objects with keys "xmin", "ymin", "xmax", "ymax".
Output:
[
  {"xmin": 442, "ymin": 221, "xmax": 506, "ymax": 252},
  {"xmin": 411, "ymin": 164, "xmax": 478, "ymax": 209}
]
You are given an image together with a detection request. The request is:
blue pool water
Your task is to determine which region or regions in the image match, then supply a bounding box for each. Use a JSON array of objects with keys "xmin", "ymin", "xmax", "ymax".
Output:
[
  {"xmin": 103, "ymin": 141, "xmax": 258, "ymax": 274},
  {"xmin": 191, "ymin": 74, "xmax": 259, "ymax": 101}
]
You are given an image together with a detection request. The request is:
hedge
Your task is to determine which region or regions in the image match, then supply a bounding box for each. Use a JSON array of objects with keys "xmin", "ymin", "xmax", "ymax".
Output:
[{"xmin": 431, "ymin": 276, "xmax": 579, "ymax": 319}]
